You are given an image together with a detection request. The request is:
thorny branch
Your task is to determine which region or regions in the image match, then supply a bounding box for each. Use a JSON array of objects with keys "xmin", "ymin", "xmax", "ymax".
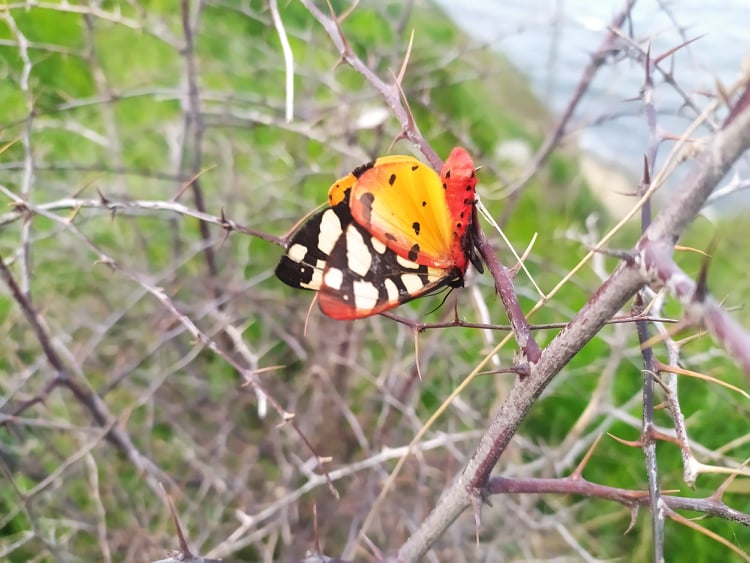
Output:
[
  {"xmin": 485, "ymin": 476, "xmax": 750, "ymax": 526},
  {"xmin": 293, "ymin": 1, "xmax": 750, "ymax": 561},
  {"xmin": 0, "ymin": 186, "xmax": 342, "ymax": 498},
  {"xmin": 3, "ymin": 1, "xmax": 750, "ymax": 561},
  {"xmin": 0, "ymin": 252, "xmax": 174, "ymax": 496},
  {"xmin": 300, "ymin": 0, "xmax": 542, "ymax": 373},
  {"xmin": 394, "ymin": 84, "xmax": 750, "ymax": 563},
  {"xmin": 179, "ymin": 0, "xmax": 222, "ymax": 299},
  {"xmin": 0, "ymin": 192, "xmax": 284, "ymax": 246},
  {"xmin": 636, "ymin": 47, "xmax": 664, "ymax": 563}
]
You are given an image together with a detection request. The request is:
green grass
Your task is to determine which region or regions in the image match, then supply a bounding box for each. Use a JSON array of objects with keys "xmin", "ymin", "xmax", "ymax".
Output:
[{"xmin": 0, "ymin": 1, "xmax": 748, "ymax": 561}]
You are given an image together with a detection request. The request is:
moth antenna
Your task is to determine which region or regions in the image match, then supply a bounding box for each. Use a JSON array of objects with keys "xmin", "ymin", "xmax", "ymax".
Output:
[{"xmin": 425, "ymin": 286, "xmax": 455, "ymax": 317}]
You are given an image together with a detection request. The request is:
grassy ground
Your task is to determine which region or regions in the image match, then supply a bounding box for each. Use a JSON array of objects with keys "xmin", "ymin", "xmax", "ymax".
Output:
[{"xmin": 0, "ymin": 1, "xmax": 749, "ymax": 561}]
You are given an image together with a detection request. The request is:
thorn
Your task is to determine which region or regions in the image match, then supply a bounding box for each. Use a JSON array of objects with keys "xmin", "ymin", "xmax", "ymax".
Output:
[
  {"xmin": 674, "ymin": 244, "xmax": 711, "ymax": 257},
  {"xmin": 713, "ymin": 455, "xmax": 750, "ymax": 501},
  {"xmin": 304, "ymin": 295, "xmax": 318, "ymax": 337},
  {"xmin": 612, "ymin": 188, "xmax": 640, "ymax": 198},
  {"xmin": 624, "ymin": 505, "xmax": 639, "ymax": 534},
  {"xmin": 570, "ymin": 433, "xmax": 604, "ymax": 480},
  {"xmin": 161, "ymin": 483, "xmax": 194, "ymax": 558},
  {"xmin": 325, "ymin": 0, "xmax": 354, "ymax": 58},
  {"xmin": 590, "ymin": 247, "xmax": 636, "ymax": 265},
  {"xmin": 694, "ymin": 234, "xmax": 718, "ymax": 303},
  {"xmin": 648, "ymin": 428, "xmax": 683, "ymax": 447},
  {"xmin": 716, "ymin": 77, "xmax": 731, "ymax": 108},
  {"xmin": 641, "ymin": 154, "xmax": 651, "ymax": 187},
  {"xmin": 654, "ymin": 359, "xmax": 750, "ymax": 400},
  {"xmin": 312, "ymin": 503, "xmax": 321, "ymax": 554},
  {"xmin": 396, "ymin": 28, "xmax": 415, "ymax": 85},
  {"xmin": 478, "ymin": 363, "xmax": 529, "ymax": 379},
  {"xmin": 97, "ymin": 188, "xmax": 111, "ymax": 205},
  {"xmin": 653, "ymin": 35, "xmax": 705, "ymax": 66},
  {"xmin": 217, "ymin": 228, "xmax": 231, "ymax": 250},
  {"xmin": 470, "ymin": 489, "xmax": 484, "ymax": 545},
  {"xmin": 607, "ymin": 432, "xmax": 643, "ymax": 448},
  {"xmin": 338, "ymin": 0, "xmax": 359, "ymax": 22},
  {"xmin": 389, "ymin": 71, "xmax": 419, "ymax": 148},
  {"xmin": 723, "ymin": 78, "xmax": 750, "ymax": 129},
  {"xmin": 643, "ymin": 41, "xmax": 653, "ymax": 89},
  {"xmin": 413, "ymin": 328, "xmax": 423, "ymax": 382},
  {"xmin": 8, "ymin": 200, "xmax": 28, "ymax": 211}
]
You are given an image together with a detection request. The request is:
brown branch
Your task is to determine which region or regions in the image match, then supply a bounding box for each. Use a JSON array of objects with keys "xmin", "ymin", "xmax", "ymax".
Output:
[
  {"xmin": 0, "ymin": 192, "xmax": 284, "ymax": 247},
  {"xmin": 179, "ymin": 0, "xmax": 222, "ymax": 299},
  {"xmin": 485, "ymin": 476, "xmax": 750, "ymax": 526},
  {"xmin": 0, "ymin": 187, "xmax": 340, "ymax": 499},
  {"xmin": 473, "ymin": 215, "xmax": 541, "ymax": 364},
  {"xmin": 396, "ymin": 70, "xmax": 750, "ymax": 563},
  {"xmin": 0, "ymin": 253, "xmax": 173, "ymax": 495}
]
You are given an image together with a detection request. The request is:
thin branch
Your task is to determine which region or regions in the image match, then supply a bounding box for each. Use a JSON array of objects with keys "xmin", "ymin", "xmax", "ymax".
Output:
[
  {"xmin": 270, "ymin": 0, "xmax": 295, "ymax": 122},
  {"xmin": 0, "ymin": 191, "xmax": 284, "ymax": 246},
  {"xmin": 485, "ymin": 476, "xmax": 750, "ymax": 526},
  {"xmin": 502, "ymin": 0, "xmax": 638, "ymax": 218}
]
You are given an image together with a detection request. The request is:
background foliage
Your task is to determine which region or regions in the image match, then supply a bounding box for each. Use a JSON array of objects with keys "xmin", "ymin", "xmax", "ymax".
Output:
[{"xmin": 0, "ymin": 1, "xmax": 749, "ymax": 561}]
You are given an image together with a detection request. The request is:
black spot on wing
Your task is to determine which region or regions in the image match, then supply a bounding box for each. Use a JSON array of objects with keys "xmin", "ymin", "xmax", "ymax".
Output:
[
  {"xmin": 412, "ymin": 221, "xmax": 421, "ymax": 236},
  {"xmin": 388, "ymin": 173, "xmax": 396, "ymax": 186},
  {"xmin": 328, "ymin": 185, "xmax": 352, "ymax": 206},
  {"xmin": 408, "ymin": 244, "xmax": 420, "ymax": 262}
]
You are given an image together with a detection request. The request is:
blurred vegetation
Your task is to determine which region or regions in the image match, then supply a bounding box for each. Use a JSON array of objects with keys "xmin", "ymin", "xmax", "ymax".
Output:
[{"xmin": 0, "ymin": 1, "xmax": 748, "ymax": 561}]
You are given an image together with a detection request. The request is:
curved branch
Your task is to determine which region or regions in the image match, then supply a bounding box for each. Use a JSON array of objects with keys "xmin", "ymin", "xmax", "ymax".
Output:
[{"xmin": 397, "ymin": 87, "xmax": 750, "ymax": 563}]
